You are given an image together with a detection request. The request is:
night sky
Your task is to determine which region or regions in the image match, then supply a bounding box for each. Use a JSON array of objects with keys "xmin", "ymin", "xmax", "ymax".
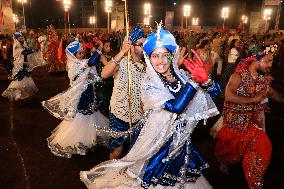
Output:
[{"xmin": 12, "ymin": 0, "xmax": 284, "ymax": 29}]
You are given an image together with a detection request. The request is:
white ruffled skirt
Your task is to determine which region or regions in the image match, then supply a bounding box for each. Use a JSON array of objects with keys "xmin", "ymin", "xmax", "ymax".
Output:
[
  {"xmin": 80, "ymin": 171, "xmax": 212, "ymax": 189},
  {"xmin": 28, "ymin": 51, "xmax": 46, "ymax": 69},
  {"xmin": 2, "ymin": 76, "xmax": 38, "ymax": 100},
  {"xmin": 47, "ymin": 111, "xmax": 109, "ymax": 158}
]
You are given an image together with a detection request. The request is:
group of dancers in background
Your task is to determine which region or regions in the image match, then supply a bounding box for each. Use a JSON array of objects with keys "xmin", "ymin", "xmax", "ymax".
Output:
[{"xmin": 2, "ymin": 22, "xmax": 284, "ymax": 189}]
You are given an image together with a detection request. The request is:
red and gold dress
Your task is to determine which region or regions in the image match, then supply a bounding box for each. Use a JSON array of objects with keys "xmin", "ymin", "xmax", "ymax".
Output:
[
  {"xmin": 215, "ymin": 66, "xmax": 271, "ymax": 189},
  {"xmin": 46, "ymin": 26, "xmax": 66, "ymax": 72}
]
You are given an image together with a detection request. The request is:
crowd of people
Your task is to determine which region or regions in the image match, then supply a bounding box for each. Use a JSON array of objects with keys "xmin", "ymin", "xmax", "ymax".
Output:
[{"xmin": 1, "ymin": 23, "xmax": 284, "ymax": 189}]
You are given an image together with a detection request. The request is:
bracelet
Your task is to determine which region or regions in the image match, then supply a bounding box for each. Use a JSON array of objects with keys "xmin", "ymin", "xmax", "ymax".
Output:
[
  {"xmin": 111, "ymin": 57, "xmax": 119, "ymax": 65},
  {"xmin": 201, "ymin": 78, "xmax": 213, "ymax": 87},
  {"xmin": 96, "ymin": 49, "xmax": 102, "ymax": 55}
]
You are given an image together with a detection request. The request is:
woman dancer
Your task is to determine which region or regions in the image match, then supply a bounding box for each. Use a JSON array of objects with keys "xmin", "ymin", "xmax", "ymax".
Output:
[
  {"xmin": 2, "ymin": 32, "xmax": 43, "ymax": 101},
  {"xmin": 42, "ymin": 39, "xmax": 109, "ymax": 158},
  {"xmin": 80, "ymin": 23, "xmax": 221, "ymax": 189}
]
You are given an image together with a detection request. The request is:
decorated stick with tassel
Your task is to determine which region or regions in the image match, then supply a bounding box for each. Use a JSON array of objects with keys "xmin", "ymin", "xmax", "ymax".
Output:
[{"xmin": 123, "ymin": 0, "xmax": 133, "ymax": 129}]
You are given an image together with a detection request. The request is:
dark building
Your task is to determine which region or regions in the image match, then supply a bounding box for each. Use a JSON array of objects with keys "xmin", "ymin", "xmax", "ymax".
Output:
[
  {"xmin": 77, "ymin": 0, "xmax": 97, "ymax": 28},
  {"xmin": 12, "ymin": 0, "xmax": 284, "ymax": 30},
  {"xmin": 126, "ymin": 0, "xmax": 248, "ymax": 28}
]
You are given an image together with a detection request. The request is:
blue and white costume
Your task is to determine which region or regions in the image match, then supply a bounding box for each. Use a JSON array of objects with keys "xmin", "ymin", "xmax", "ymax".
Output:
[
  {"xmin": 2, "ymin": 32, "xmax": 44, "ymax": 100},
  {"xmin": 80, "ymin": 24, "xmax": 220, "ymax": 188},
  {"xmin": 42, "ymin": 41, "xmax": 109, "ymax": 158}
]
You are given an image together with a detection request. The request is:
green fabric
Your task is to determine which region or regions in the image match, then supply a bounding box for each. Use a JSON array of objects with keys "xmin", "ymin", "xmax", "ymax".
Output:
[{"xmin": 95, "ymin": 61, "xmax": 114, "ymax": 117}]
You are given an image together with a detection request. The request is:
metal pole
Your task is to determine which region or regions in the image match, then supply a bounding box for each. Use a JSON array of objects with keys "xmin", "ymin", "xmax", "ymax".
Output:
[
  {"xmin": 181, "ymin": 16, "xmax": 183, "ymax": 29},
  {"xmin": 186, "ymin": 16, "xmax": 187, "ymax": 29},
  {"xmin": 107, "ymin": 12, "xmax": 110, "ymax": 33},
  {"xmin": 223, "ymin": 18, "xmax": 225, "ymax": 29},
  {"xmin": 68, "ymin": 11, "xmax": 70, "ymax": 33},
  {"xmin": 64, "ymin": 11, "xmax": 67, "ymax": 33}
]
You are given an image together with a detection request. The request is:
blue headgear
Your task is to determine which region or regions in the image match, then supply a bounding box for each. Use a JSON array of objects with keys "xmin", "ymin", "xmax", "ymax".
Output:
[
  {"xmin": 14, "ymin": 32, "xmax": 22, "ymax": 39},
  {"xmin": 66, "ymin": 41, "xmax": 82, "ymax": 55},
  {"xmin": 130, "ymin": 26, "xmax": 146, "ymax": 43},
  {"xmin": 143, "ymin": 23, "xmax": 177, "ymax": 56}
]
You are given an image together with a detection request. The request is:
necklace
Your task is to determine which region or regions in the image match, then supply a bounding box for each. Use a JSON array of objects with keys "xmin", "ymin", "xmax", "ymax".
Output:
[
  {"xmin": 168, "ymin": 80, "xmax": 181, "ymax": 93},
  {"xmin": 163, "ymin": 73, "xmax": 182, "ymax": 93},
  {"xmin": 159, "ymin": 66, "xmax": 183, "ymax": 94}
]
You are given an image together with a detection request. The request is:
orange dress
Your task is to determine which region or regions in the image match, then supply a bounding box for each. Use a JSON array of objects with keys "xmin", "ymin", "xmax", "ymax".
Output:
[{"xmin": 46, "ymin": 28, "xmax": 66, "ymax": 72}]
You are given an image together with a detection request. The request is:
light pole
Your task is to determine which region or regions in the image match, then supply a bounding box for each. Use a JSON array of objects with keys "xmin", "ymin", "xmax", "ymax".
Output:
[
  {"xmin": 63, "ymin": 0, "xmax": 71, "ymax": 34},
  {"xmin": 18, "ymin": 0, "xmax": 27, "ymax": 27},
  {"xmin": 105, "ymin": 0, "xmax": 112, "ymax": 33},
  {"xmin": 221, "ymin": 7, "xmax": 229, "ymax": 30},
  {"xmin": 263, "ymin": 8, "xmax": 272, "ymax": 31},
  {"xmin": 241, "ymin": 15, "xmax": 248, "ymax": 32},
  {"xmin": 144, "ymin": 3, "xmax": 151, "ymax": 26},
  {"xmin": 183, "ymin": 5, "xmax": 191, "ymax": 29},
  {"xmin": 192, "ymin": 17, "xmax": 199, "ymax": 26},
  {"xmin": 89, "ymin": 16, "xmax": 96, "ymax": 29}
]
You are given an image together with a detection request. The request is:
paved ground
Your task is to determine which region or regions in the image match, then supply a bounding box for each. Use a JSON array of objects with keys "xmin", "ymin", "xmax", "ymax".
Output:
[{"xmin": 0, "ymin": 65, "xmax": 283, "ymax": 189}]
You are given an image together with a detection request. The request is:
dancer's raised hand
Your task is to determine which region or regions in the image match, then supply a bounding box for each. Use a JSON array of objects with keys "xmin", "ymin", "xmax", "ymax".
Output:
[{"xmin": 182, "ymin": 49, "xmax": 209, "ymax": 84}]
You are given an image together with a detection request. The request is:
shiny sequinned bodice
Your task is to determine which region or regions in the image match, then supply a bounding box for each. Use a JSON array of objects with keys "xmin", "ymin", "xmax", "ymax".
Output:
[
  {"xmin": 236, "ymin": 69, "xmax": 269, "ymax": 98},
  {"xmin": 110, "ymin": 57, "xmax": 146, "ymax": 123},
  {"xmin": 223, "ymin": 68, "xmax": 269, "ymax": 131}
]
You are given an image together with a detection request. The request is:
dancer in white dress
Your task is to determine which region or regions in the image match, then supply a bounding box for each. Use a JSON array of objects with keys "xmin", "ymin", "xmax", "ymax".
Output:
[
  {"xmin": 80, "ymin": 23, "xmax": 221, "ymax": 189},
  {"xmin": 38, "ymin": 30, "xmax": 47, "ymax": 57},
  {"xmin": 42, "ymin": 40, "xmax": 109, "ymax": 158},
  {"xmin": 2, "ymin": 32, "xmax": 44, "ymax": 101}
]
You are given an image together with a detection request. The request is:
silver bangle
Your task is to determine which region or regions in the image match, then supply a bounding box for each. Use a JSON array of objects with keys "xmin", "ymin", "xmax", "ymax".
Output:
[
  {"xmin": 201, "ymin": 78, "xmax": 213, "ymax": 87},
  {"xmin": 96, "ymin": 49, "xmax": 102, "ymax": 55},
  {"xmin": 111, "ymin": 57, "xmax": 119, "ymax": 65}
]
